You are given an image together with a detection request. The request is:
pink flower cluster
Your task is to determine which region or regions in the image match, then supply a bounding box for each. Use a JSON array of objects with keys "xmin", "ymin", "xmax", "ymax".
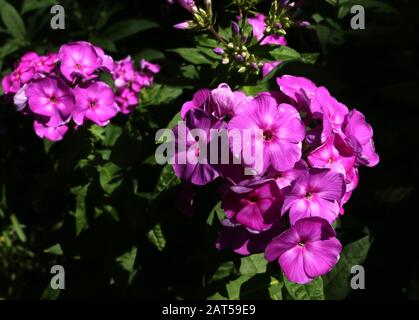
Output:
[
  {"xmin": 2, "ymin": 41, "xmax": 159, "ymax": 141},
  {"xmin": 172, "ymin": 76, "xmax": 379, "ymax": 284}
]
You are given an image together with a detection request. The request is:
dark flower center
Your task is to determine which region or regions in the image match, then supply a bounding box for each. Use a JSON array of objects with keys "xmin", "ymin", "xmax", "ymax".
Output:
[
  {"xmin": 89, "ymin": 100, "xmax": 96, "ymax": 108},
  {"xmin": 298, "ymin": 241, "xmax": 305, "ymax": 247},
  {"xmin": 305, "ymin": 192, "xmax": 313, "ymax": 200},
  {"xmin": 263, "ymin": 130, "xmax": 273, "ymax": 141},
  {"xmin": 50, "ymin": 95, "xmax": 58, "ymax": 103},
  {"xmin": 75, "ymin": 63, "xmax": 82, "ymax": 70}
]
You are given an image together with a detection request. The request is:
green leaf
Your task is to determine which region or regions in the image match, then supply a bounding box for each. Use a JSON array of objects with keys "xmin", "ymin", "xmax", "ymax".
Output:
[
  {"xmin": 268, "ymin": 277, "xmax": 283, "ymax": 300},
  {"xmin": 206, "ymin": 201, "xmax": 225, "ymax": 226},
  {"xmin": 168, "ymin": 48, "xmax": 214, "ymax": 65},
  {"xmin": 207, "ymin": 292, "xmax": 228, "ymax": 300},
  {"xmin": 21, "ymin": 0, "xmax": 57, "ymax": 14},
  {"xmin": 0, "ymin": 40, "xmax": 21, "ymax": 59},
  {"xmin": 10, "ymin": 214, "xmax": 26, "ymax": 242},
  {"xmin": 269, "ymin": 46, "xmax": 301, "ymax": 62},
  {"xmin": 103, "ymin": 19, "xmax": 158, "ymax": 42},
  {"xmin": 98, "ymin": 162, "xmax": 123, "ymax": 195},
  {"xmin": 147, "ymin": 224, "xmax": 166, "ymax": 251},
  {"xmin": 141, "ymin": 84, "xmax": 183, "ymax": 107},
  {"xmin": 116, "ymin": 246, "xmax": 138, "ymax": 285},
  {"xmin": 239, "ymin": 253, "xmax": 267, "ymax": 276},
  {"xmin": 300, "ymin": 52, "xmax": 320, "ymax": 64},
  {"xmin": 44, "ymin": 244, "xmax": 63, "ymax": 255},
  {"xmin": 283, "ymin": 275, "xmax": 325, "ymax": 300},
  {"xmin": 241, "ymin": 82, "xmax": 270, "ymax": 96},
  {"xmin": 88, "ymin": 36, "xmax": 117, "ymax": 52},
  {"xmin": 134, "ymin": 49, "xmax": 165, "ymax": 61},
  {"xmin": 70, "ymin": 184, "xmax": 90, "ymax": 236},
  {"xmin": 209, "ymin": 261, "xmax": 236, "ymax": 283},
  {"xmin": 226, "ymin": 275, "xmax": 253, "ymax": 300},
  {"xmin": 40, "ymin": 284, "xmax": 61, "ymax": 300},
  {"xmin": 153, "ymin": 164, "xmax": 180, "ymax": 197},
  {"xmin": 323, "ymin": 235, "xmax": 371, "ymax": 300},
  {"xmin": 0, "ymin": 1, "xmax": 26, "ymax": 40}
]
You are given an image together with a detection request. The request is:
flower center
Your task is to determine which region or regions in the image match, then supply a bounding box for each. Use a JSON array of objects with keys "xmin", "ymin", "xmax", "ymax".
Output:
[
  {"xmin": 75, "ymin": 63, "xmax": 82, "ymax": 70},
  {"xmin": 298, "ymin": 241, "xmax": 305, "ymax": 247},
  {"xmin": 50, "ymin": 95, "xmax": 58, "ymax": 103},
  {"xmin": 89, "ymin": 100, "xmax": 96, "ymax": 108},
  {"xmin": 263, "ymin": 130, "xmax": 273, "ymax": 141},
  {"xmin": 305, "ymin": 192, "xmax": 313, "ymax": 200}
]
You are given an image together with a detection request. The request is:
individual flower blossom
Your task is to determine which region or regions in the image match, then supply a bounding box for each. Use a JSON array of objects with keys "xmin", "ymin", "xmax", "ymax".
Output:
[
  {"xmin": 282, "ymin": 167, "xmax": 346, "ymax": 224},
  {"xmin": 25, "ymin": 76, "xmax": 75, "ymax": 127},
  {"xmin": 265, "ymin": 217, "xmax": 342, "ymax": 284},
  {"xmin": 307, "ymin": 133, "xmax": 356, "ymax": 177},
  {"xmin": 176, "ymin": 0, "xmax": 197, "ymax": 12},
  {"xmin": 73, "ymin": 81, "xmax": 119, "ymax": 126},
  {"xmin": 216, "ymin": 219, "xmax": 286, "ymax": 255},
  {"xmin": 229, "ymin": 94, "xmax": 305, "ymax": 174},
  {"xmin": 58, "ymin": 42, "xmax": 102, "ymax": 81},
  {"xmin": 33, "ymin": 119, "xmax": 68, "ymax": 142},
  {"xmin": 32, "ymin": 53, "xmax": 58, "ymax": 75},
  {"xmin": 132, "ymin": 59, "xmax": 160, "ymax": 91},
  {"xmin": 222, "ymin": 179, "xmax": 282, "ymax": 232},
  {"xmin": 113, "ymin": 56, "xmax": 136, "ymax": 88},
  {"xmin": 174, "ymin": 21, "xmax": 192, "ymax": 30},
  {"xmin": 172, "ymin": 108, "xmax": 219, "ymax": 185},
  {"xmin": 115, "ymin": 88, "xmax": 139, "ymax": 114},
  {"xmin": 276, "ymin": 75, "xmax": 317, "ymax": 113},
  {"xmin": 342, "ymin": 109, "xmax": 379, "ymax": 167},
  {"xmin": 180, "ymin": 89, "xmax": 211, "ymax": 119},
  {"xmin": 208, "ymin": 83, "xmax": 247, "ymax": 122}
]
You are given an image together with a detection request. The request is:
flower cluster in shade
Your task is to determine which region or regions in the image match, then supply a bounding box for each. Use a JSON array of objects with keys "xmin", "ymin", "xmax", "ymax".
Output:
[
  {"xmin": 2, "ymin": 41, "xmax": 160, "ymax": 141},
  {"xmin": 171, "ymin": 76, "xmax": 379, "ymax": 284}
]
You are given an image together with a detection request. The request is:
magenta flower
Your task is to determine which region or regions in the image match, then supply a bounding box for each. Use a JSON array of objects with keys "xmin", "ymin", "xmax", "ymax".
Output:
[
  {"xmin": 222, "ymin": 180, "xmax": 282, "ymax": 232},
  {"xmin": 33, "ymin": 120, "xmax": 68, "ymax": 142},
  {"xmin": 216, "ymin": 219, "xmax": 286, "ymax": 256},
  {"xmin": 113, "ymin": 56, "xmax": 136, "ymax": 88},
  {"xmin": 115, "ymin": 88, "xmax": 139, "ymax": 114},
  {"xmin": 73, "ymin": 81, "xmax": 119, "ymax": 126},
  {"xmin": 342, "ymin": 109, "xmax": 379, "ymax": 167},
  {"xmin": 172, "ymin": 108, "xmax": 219, "ymax": 185},
  {"xmin": 32, "ymin": 53, "xmax": 58, "ymax": 74},
  {"xmin": 58, "ymin": 42, "xmax": 102, "ymax": 81},
  {"xmin": 265, "ymin": 217, "xmax": 342, "ymax": 284},
  {"xmin": 282, "ymin": 168, "xmax": 346, "ymax": 224},
  {"xmin": 176, "ymin": 0, "xmax": 197, "ymax": 12},
  {"xmin": 276, "ymin": 75, "xmax": 317, "ymax": 108},
  {"xmin": 229, "ymin": 94, "xmax": 305, "ymax": 173},
  {"xmin": 248, "ymin": 14, "xmax": 287, "ymax": 46},
  {"xmin": 180, "ymin": 89, "xmax": 211, "ymax": 119},
  {"xmin": 311, "ymin": 86, "xmax": 349, "ymax": 141},
  {"xmin": 25, "ymin": 76, "xmax": 74, "ymax": 127},
  {"xmin": 307, "ymin": 133, "xmax": 356, "ymax": 177}
]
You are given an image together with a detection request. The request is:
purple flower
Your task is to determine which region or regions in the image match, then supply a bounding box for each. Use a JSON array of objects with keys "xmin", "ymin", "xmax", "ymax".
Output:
[
  {"xmin": 58, "ymin": 42, "xmax": 102, "ymax": 81},
  {"xmin": 282, "ymin": 168, "xmax": 346, "ymax": 224},
  {"xmin": 222, "ymin": 180, "xmax": 282, "ymax": 232},
  {"xmin": 213, "ymin": 47, "xmax": 224, "ymax": 55},
  {"xmin": 115, "ymin": 88, "xmax": 139, "ymax": 114},
  {"xmin": 342, "ymin": 109, "xmax": 379, "ymax": 167},
  {"xmin": 172, "ymin": 108, "xmax": 219, "ymax": 185},
  {"xmin": 276, "ymin": 75, "xmax": 318, "ymax": 112},
  {"xmin": 25, "ymin": 76, "xmax": 75, "ymax": 127},
  {"xmin": 174, "ymin": 21, "xmax": 191, "ymax": 30},
  {"xmin": 176, "ymin": 0, "xmax": 197, "ymax": 12},
  {"xmin": 228, "ymin": 94, "xmax": 305, "ymax": 174},
  {"xmin": 307, "ymin": 133, "xmax": 356, "ymax": 177},
  {"xmin": 265, "ymin": 217, "xmax": 342, "ymax": 284},
  {"xmin": 73, "ymin": 81, "xmax": 119, "ymax": 126},
  {"xmin": 216, "ymin": 219, "xmax": 286, "ymax": 255},
  {"xmin": 33, "ymin": 119, "xmax": 68, "ymax": 142},
  {"xmin": 180, "ymin": 88, "xmax": 211, "ymax": 119}
]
